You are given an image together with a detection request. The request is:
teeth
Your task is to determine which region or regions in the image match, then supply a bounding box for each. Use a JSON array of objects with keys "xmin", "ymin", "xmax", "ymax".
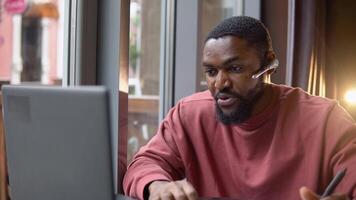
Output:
[
  {"xmin": 217, "ymin": 97, "xmax": 237, "ymax": 106},
  {"xmin": 217, "ymin": 95, "xmax": 232, "ymax": 99}
]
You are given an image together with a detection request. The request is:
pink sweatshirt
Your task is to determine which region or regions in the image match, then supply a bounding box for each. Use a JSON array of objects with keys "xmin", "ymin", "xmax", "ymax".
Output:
[{"xmin": 123, "ymin": 84, "xmax": 356, "ymax": 200}]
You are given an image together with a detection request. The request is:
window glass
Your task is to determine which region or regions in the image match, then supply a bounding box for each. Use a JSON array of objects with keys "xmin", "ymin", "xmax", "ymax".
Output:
[
  {"xmin": 0, "ymin": 0, "xmax": 66, "ymax": 85},
  {"xmin": 128, "ymin": 0, "xmax": 161, "ymax": 162},
  {"xmin": 198, "ymin": 0, "xmax": 243, "ymax": 91}
]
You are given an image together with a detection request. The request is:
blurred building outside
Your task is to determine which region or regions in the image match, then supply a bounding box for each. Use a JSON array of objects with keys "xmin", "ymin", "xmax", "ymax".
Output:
[{"xmin": 0, "ymin": 0, "xmax": 64, "ymax": 85}]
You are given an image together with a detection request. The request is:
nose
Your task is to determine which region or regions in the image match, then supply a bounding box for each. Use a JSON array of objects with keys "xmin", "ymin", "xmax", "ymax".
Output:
[{"xmin": 214, "ymin": 71, "xmax": 232, "ymax": 91}]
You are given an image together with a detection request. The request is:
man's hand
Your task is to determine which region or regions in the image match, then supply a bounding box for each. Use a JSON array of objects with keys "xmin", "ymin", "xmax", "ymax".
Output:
[
  {"xmin": 148, "ymin": 179, "xmax": 198, "ymax": 200},
  {"xmin": 299, "ymin": 187, "xmax": 349, "ymax": 200}
]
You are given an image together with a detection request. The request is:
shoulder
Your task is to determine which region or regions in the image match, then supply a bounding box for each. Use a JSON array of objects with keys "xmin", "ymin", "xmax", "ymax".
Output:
[
  {"xmin": 274, "ymin": 84, "xmax": 337, "ymax": 108},
  {"xmin": 272, "ymin": 84, "xmax": 355, "ymax": 134},
  {"xmin": 179, "ymin": 90, "xmax": 214, "ymax": 105},
  {"xmin": 179, "ymin": 90, "xmax": 215, "ymax": 112},
  {"xmin": 170, "ymin": 90, "xmax": 216, "ymax": 121},
  {"xmin": 272, "ymin": 84, "xmax": 342, "ymax": 122},
  {"xmin": 272, "ymin": 85, "xmax": 356, "ymax": 141}
]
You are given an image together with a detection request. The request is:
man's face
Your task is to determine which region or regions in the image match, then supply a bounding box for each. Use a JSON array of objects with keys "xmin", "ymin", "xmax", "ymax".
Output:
[{"xmin": 202, "ymin": 36, "xmax": 264, "ymax": 124}]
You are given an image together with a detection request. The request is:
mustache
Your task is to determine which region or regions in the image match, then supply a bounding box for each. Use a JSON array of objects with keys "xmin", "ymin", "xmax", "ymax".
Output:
[{"xmin": 214, "ymin": 89, "xmax": 247, "ymax": 101}]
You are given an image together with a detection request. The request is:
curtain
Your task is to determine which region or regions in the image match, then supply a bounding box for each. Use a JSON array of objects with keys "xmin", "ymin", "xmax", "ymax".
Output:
[{"xmin": 292, "ymin": 0, "xmax": 326, "ymax": 97}]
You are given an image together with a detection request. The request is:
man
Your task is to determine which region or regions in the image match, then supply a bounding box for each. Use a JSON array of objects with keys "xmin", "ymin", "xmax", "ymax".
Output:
[{"xmin": 123, "ymin": 16, "xmax": 356, "ymax": 200}]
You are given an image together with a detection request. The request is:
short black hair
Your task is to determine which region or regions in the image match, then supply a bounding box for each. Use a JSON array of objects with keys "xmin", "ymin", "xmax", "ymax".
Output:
[{"xmin": 206, "ymin": 16, "xmax": 273, "ymax": 66}]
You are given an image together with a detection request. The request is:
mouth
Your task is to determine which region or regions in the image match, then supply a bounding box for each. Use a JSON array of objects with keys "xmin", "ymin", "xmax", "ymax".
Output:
[{"xmin": 216, "ymin": 94, "xmax": 239, "ymax": 108}]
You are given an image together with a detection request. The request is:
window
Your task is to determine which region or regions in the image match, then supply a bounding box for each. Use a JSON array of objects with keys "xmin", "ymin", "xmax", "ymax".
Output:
[
  {"xmin": 198, "ymin": 0, "xmax": 244, "ymax": 91},
  {"xmin": 127, "ymin": 0, "xmax": 162, "ymax": 162},
  {"xmin": 0, "ymin": 0, "xmax": 68, "ymax": 86}
]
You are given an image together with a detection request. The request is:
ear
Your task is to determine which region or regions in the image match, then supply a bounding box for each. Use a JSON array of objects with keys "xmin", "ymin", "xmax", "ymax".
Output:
[
  {"xmin": 265, "ymin": 51, "xmax": 277, "ymax": 75},
  {"xmin": 265, "ymin": 51, "xmax": 276, "ymax": 64}
]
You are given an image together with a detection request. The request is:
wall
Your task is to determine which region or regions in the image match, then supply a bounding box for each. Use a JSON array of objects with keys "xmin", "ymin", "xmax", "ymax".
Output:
[{"xmin": 261, "ymin": 0, "xmax": 288, "ymax": 85}]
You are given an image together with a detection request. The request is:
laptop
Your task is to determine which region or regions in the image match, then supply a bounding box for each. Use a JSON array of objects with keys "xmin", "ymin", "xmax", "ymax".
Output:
[{"xmin": 2, "ymin": 85, "xmax": 131, "ymax": 200}]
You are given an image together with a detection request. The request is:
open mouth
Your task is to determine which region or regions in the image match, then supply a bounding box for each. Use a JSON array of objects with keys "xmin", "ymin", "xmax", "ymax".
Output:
[{"xmin": 216, "ymin": 94, "xmax": 238, "ymax": 107}]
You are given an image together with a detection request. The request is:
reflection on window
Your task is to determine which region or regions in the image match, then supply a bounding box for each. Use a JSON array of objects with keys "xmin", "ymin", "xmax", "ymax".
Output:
[
  {"xmin": 128, "ymin": 0, "xmax": 161, "ymax": 162},
  {"xmin": 198, "ymin": 0, "xmax": 243, "ymax": 91},
  {"xmin": 0, "ymin": 0, "xmax": 66, "ymax": 85}
]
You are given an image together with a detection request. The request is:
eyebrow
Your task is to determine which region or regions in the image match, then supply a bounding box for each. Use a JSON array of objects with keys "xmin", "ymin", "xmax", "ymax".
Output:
[
  {"xmin": 202, "ymin": 56, "xmax": 240, "ymax": 68},
  {"xmin": 223, "ymin": 56, "xmax": 240, "ymax": 66}
]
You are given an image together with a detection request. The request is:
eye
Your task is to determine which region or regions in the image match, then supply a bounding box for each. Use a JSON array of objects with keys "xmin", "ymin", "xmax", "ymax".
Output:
[
  {"xmin": 229, "ymin": 65, "xmax": 244, "ymax": 73},
  {"xmin": 204, "ymin": 68, "xmax": 218, "ymax": 77}
]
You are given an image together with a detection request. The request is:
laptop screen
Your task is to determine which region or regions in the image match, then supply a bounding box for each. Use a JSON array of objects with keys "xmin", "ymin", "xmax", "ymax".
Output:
[{"xmin": 2, "ymin": 85, "xmax": 115, "ymax": 200}]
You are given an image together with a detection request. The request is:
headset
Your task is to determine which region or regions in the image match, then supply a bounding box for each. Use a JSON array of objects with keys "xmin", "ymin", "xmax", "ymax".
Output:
[{"xmin": 251, "ymin": 59, "xmax": 279, "ymax": 79}]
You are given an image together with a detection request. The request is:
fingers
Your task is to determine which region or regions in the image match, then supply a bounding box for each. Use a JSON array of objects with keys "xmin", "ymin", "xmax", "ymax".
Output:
[
  {"xmin": 322, "ymin": 194, "xmax": 350, "ymax": 200},
  {"xmin": 169, "ymin": 182, "xmax": 188, "ymax": 200},
  {"xmin": 180, "ymin": 179, "xmax": 199, "ymax": 200},
  {"xmin": 299, "ymin": 187, "xmax": 320, "ymax": 200},
  {"xmin": 299, "ymin": 187, "xmax": 349, "ymax": 200},
  {"xmin": 148, "ymin": 179, "xmax": 198, "ymax": 200}
]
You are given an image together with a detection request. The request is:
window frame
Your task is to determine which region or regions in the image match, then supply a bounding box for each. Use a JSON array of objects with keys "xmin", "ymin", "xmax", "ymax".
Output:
[{"xmin": 66, "ymin": 0, "xmax": 98, "ymax": 86}]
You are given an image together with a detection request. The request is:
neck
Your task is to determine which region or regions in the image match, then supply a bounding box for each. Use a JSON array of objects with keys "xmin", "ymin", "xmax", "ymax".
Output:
[{"xmin": 251, "ymin": 83, "xmax": 275, "ymax": 116}]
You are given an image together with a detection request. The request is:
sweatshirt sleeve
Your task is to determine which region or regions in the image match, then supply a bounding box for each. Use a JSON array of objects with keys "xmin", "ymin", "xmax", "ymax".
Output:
[
  {"xmin": 123, "ymin": 102, "xmax": 187, "ymax": 199},
  {"xmin": 324, "ymin": 103, "xmax": 356, "ymax": 199}
]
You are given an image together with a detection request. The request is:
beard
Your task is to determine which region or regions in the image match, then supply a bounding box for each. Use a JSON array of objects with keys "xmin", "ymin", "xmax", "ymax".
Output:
[{"xmin": 215, "ymin": 81, "xmax": 264, "ymax": 125}]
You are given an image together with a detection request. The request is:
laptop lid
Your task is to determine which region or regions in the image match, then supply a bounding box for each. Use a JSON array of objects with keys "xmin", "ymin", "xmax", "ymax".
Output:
[{"xmin": 2, "ymin": 85, "xmax": 115, "ymax": 200}]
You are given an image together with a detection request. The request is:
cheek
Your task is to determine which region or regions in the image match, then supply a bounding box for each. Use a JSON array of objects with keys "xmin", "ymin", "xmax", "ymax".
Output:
[
  {"xmin": 206, "ymin": 77, "xmax": 216, "ymax": 92},
  {"xmin": 231, "ymin": 78, "xmax": 259, "ymax": 96}
]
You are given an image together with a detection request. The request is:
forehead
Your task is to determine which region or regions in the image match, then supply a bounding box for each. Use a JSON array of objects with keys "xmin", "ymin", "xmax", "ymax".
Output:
[{"xmin": 203, "ymin": 36, "xmax": 258, "ymax": 63}]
